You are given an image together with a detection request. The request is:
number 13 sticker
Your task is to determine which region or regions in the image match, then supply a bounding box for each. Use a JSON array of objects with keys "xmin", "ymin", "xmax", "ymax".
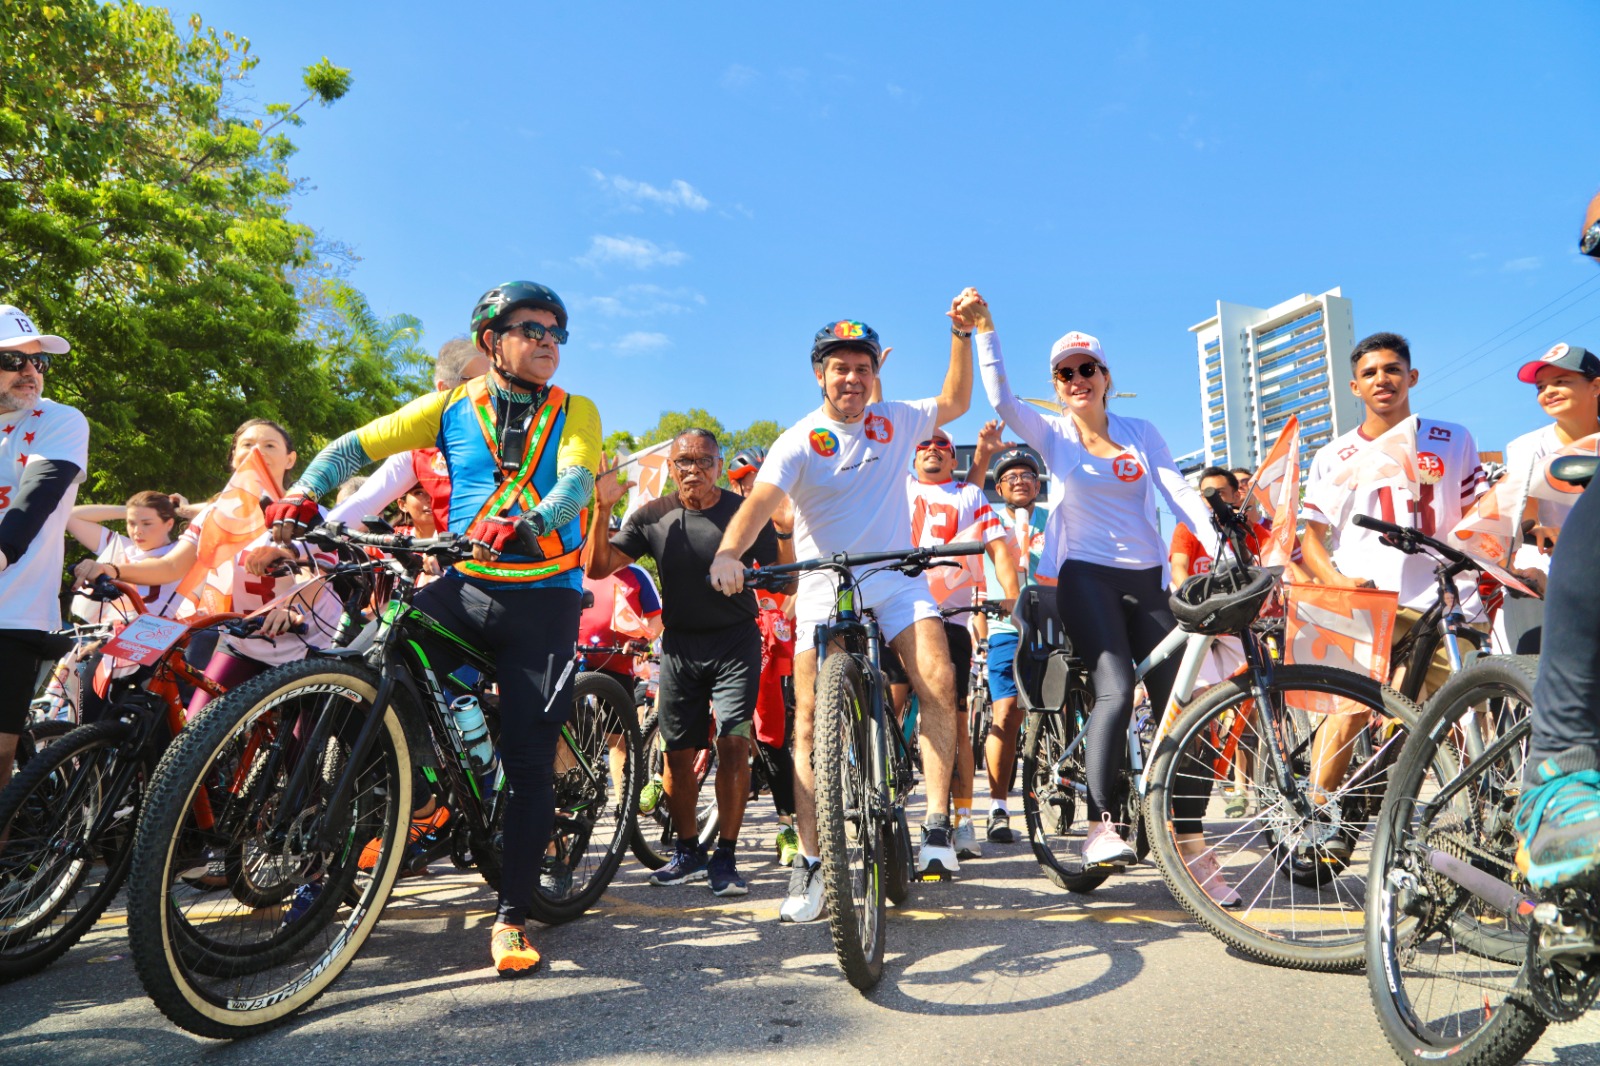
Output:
[{"xmin": 1112, "ymin": 454, "xmax": 1144, "ymax": 482}]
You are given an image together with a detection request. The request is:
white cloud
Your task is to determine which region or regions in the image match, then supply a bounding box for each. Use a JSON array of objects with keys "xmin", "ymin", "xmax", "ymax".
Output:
[
  {"xmin": 577, "ymin": 235, "xmax": 687, "ymax": 270},
  {"xmin": 614, "ymin": 331, "xmax": 672, "ymax": 355},
  {"xmin": 1503, "ymin": 256, "xmax": 1541, "ymax": 272},
  {"xmin": 588, "ymin": 169, "xmax": 709, "ymax": 213},
  {"xmin": 572, "ymin": 284, "xmax": 705, "ymax": 318}
]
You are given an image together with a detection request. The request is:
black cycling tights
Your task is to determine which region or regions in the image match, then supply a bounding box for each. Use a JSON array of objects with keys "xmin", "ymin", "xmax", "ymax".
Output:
[
  {"xmin": 1055, "ymin": 560, "xmax": 1208, "ymax": 835},
  {"xmin": 414, "ymin": 578, "xmax": 580, "ymax": 928},
  {"xmin": 1530, "ymin": 478, "xmax": 1600, "ymax": 777}
]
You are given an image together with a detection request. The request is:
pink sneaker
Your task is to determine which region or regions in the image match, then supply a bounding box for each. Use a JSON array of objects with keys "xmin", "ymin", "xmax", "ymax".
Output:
[
  {"xmin": 1082, "ymin": 815, "xmax": 1136, "ymax": 866},
  {"xmin": 1184, "ymin": 847, "xmax": 1242, "ymax": 908}
]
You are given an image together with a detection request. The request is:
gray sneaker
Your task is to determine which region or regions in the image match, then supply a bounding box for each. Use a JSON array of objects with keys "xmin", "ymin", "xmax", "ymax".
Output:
[
  {"xmin": 779, "ymin": 859, "xmax": 825, "ymax": 922},
  {"xmin": 953, "ymin": 818, "xmax": 982, "ymax": 860},
  {"xmin": 986, "ymin": 809, "xmax": 1016, "ymax": 844}
]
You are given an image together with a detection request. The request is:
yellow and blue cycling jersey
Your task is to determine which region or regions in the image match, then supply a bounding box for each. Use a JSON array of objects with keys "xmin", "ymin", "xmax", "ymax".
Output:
[{"xmin": 298, "ymin": 376, "xmax": 601, "ymax": 590}]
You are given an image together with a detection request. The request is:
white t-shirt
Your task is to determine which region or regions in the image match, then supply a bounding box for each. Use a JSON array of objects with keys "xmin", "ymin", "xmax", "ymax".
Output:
[
  {"xmin": 1302, "ymin": 416, "xmax": 1485, "ymax": 613},
  {"xmin": 0, "ymin": 397, "xmax": 89, "ymax": 631},
  {"xmin": 70, "ymin": 528, "xmax": 184, "ymax": 622},
  {"xmin": 1503, "ymin": 424, "xmax": 1576, "ymax": 575},
  {"xmin": 904, "ymin": 476, "xmax": 1004, "ymax": 610}
]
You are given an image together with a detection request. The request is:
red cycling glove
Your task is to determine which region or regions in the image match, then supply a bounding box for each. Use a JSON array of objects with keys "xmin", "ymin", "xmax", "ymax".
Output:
[
  {"xmin": 467, "ymin": 515, "xmax": 522, "ymax": 559},
  {"xmin": 264, "ymin": 492, "xmax": 319, "ymax": 541}
]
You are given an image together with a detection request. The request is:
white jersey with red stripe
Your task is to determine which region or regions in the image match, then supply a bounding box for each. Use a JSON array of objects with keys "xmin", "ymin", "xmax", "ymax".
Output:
[
  {"xmin": 904, "ymin": 476, "xmax": 1004, "ymax": 610},
  {"xmin": 1302, "ymin": 416, "xmax": 1486, "ymax": 614}
]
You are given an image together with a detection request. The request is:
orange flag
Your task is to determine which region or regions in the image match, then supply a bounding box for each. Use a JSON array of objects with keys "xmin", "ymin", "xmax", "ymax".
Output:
[
  {"xmin": 618, "ymin": 440, "xmax": 675, "ymax": 520},
  {"xmin": 1447, "ymin": 477, "xmax": 1539, "ymax": 598},
  {"xmin": 1283, "ymin": 583, "xmax": 1398, "ymax": 715},
  {"xmin": 611, "ymin": 583, "xmax": 654, "ymax": 640},
  {"xmin": 174, "ymin": 446, "xmax": 283, "ymax": 617},
  {"xmin": 1248, "ymin": 417, "xmax": 1301, "ymax": 567}
]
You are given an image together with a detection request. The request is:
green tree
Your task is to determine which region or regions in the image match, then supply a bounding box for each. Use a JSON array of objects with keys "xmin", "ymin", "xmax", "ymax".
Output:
[
  {"xmin": 308, "ymin": 280, "xmax": 433, "ymax": 424},
  {"xmin": 0, "ymin": 1, "xmax": 369, "ymax": 503}
]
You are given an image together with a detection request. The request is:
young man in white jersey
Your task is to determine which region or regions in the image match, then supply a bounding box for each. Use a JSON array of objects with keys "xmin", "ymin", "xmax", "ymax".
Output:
[
  {"xmin": 0, "ymin": 304, "xmax": 88, "ymax": 792},
  {"xmin": 903, "ymin": 426, "xmax": 1016, "ymax": 860},
  {"xmin": 709, "ymin": 293, "xmax": 977, "ymax": 922},
  {"xmin": 1300, "ymin": 331, "xmax": 1486, "ymax": 792}
]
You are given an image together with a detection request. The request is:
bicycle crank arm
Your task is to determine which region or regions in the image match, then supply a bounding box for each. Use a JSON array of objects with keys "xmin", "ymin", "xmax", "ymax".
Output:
[{"xmin": 1426, "ymin": 847, "xmax": 1536, "ymax": 919}]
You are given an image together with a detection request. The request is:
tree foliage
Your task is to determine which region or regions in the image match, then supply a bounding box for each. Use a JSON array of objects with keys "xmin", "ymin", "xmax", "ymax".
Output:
[{"xmin": 0, "ymin": 1, "xmax": 402, "ymax": 504}]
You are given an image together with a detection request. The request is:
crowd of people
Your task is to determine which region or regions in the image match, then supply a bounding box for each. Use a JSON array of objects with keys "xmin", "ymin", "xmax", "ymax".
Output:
[{"xmin": 3, "ymin": 193, "xmax": 1600, "ymax": 980}]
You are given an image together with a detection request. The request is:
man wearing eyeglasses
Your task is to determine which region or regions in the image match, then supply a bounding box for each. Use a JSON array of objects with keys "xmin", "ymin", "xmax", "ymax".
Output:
[
  {"xmin": 588, "ymin": 428, "xmax": 786, "ymax": 898},
  {"xmin": 0, "ymin": 304, "xmax": 88, "ymax": 793}
]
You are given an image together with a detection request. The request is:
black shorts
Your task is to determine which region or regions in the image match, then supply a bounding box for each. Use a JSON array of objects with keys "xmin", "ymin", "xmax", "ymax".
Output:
[
  {"xmin": 0, "ymin": 629, "xmax": 63, "ymax": 735},
  {"xmin": 876, "ymin": 622, "xmax": 971, "ymax": 704},
  {"xmin": 657, "ymin": 624, "xmax": 760, "ymax": 751}
]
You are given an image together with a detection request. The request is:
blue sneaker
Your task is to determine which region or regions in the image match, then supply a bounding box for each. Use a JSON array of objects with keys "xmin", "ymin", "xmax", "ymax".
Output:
[
  {"xmin": 1514, "ymin": 759, "xmax": 1600, "ymax": 891},
  {"xmin": 707, "ymin": 849, "xmax": 747, "ymax": 897},
  {"xmin": 649, "ymin": 843, "xmax": 708, "ymax": 886},
  {"xmin": 281, "ymin": 881, "xmax": 324, "ymax": 927}
]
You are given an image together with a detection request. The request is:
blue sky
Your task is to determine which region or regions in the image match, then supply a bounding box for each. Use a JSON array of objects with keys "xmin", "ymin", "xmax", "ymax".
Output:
[{"xmin": 195, "ymin": 2, "xmax": 1599, "ymax": 460}]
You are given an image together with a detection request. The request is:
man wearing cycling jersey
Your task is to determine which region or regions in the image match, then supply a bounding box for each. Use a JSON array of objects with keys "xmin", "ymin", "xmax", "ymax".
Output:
[
  {"xmin": 267, "ymin": 281, "xmax": 601, "ymax": 976},
  {"xmin": 589, "ymin": 429, "xmax": 784, "ymax": 897},
  {"xmin": 710, "ymin": 300, "xmax": 973, "ymax": 922},
  {"xmin": 966, "ymin": 424, "xmax": 1048, "ymax": 844},
  {"xmin": 0, "ymin": 304, "xmax": 86, "ymax": 794},
  {"xmin": 904, "ymin": 426, "xmax": 1017, "ymax": 860},
  {"xmin": 1300, "ymin": 332, "xmax": 1485, "ymax": 797}
]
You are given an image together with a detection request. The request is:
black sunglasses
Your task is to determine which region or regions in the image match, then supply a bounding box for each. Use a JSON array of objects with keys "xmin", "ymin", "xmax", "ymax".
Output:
[
  {"xmin": 496, "ymin": 321, "xmax": 570, "ymax": 345},
  {"xmin": 1053, "ymin": 362, "xmax": 1104, "ymax": 383},
  {"xmin": 0, "ymin": 351, "xmax": 51, "ymax": 373}
]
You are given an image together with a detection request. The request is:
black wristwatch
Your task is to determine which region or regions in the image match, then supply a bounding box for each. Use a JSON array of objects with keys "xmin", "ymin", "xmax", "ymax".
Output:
[{"xmin": 1582, "ymin": 219, "xmax": 1600, "ymax": 259}]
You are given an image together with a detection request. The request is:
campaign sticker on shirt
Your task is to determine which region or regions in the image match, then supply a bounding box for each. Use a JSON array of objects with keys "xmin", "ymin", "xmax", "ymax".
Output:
[
  {"xmin": 1417, "ymin": 451, "xmax": 1445, "ymax": 485},
  {"xmin": 809, "ymin": 428, "xmax": 840, "ymax": 457},
  {"xmin": 864, "ymin": 413, "xmax": 893, "ymax": 444},
  {"xmin": 1111, "ymin": 453, "xmax": 1144, "ymax": 482}
]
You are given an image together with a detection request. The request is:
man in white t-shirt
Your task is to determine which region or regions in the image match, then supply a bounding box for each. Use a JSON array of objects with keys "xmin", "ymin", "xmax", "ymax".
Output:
[
  {"xmin": 1300, "ymin": 330, "xmax": 1485, "ymax": 793},
  {"xmin": 902, "ymin": 427, "xmax": 1015, "ymax": 861},
  {"xmin": 709, "ymin": 291, "xmax": 978, "ymax": 922},
  {"xmin": 0, "ymin": 304, "xmax": 88, "ymax": 791}
]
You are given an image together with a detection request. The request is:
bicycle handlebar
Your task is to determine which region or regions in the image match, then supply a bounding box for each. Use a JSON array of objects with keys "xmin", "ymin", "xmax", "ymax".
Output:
[
  {"xmin": 306, "ymin": 522, "xmax": 471, "ymax": 559},
  {"xmin": 728, "ymin": 540, "xmax": 985, "ymax": 589},
  {"xmin": 1350, "ymin": 513, "xmax": 1480, "ymax": 571}
]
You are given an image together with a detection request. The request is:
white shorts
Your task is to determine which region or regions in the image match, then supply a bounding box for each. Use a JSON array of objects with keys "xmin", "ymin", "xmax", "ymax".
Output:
[{"xmin": 793, "ymin": 568, "xmax": 939, "ymax": 654}]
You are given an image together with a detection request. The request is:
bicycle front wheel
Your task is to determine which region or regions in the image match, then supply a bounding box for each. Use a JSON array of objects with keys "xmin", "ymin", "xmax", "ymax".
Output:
[
  {"xmin": 126, "ymin": 659, "xmax": 412, "ymax": 1038},
  {"xmin": 1144, "ymin": 663, "xmax": 1423, "ymax": 971},
  {"xmin": 813, "ymin": 652, "xmax": 886, "ymax": 990},
  {"xmin": 1366, "ymin": 655, "xmax": 1546, "ymax": 1066}
]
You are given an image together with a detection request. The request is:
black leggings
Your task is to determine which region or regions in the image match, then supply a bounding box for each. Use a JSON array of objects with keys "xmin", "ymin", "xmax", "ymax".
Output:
[
  {"xmin": 1530, "ymin": 479, "xmax": 1600, "ymax": 777},
  {"xmin": 414, "ymin": 578, "xmax": 580, "ymax": 928},
  {"xmin": 1055, "ymin": 560, "xmax": 1209, "ymax": 834}
]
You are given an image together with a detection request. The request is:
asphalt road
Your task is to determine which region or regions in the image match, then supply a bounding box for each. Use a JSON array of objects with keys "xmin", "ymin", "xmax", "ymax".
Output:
[{"xmin": 8, "ymin": 800, "xmax": 1600, "ymax": 1066}]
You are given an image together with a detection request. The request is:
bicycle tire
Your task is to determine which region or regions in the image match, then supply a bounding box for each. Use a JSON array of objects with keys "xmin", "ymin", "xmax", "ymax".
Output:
[
  {"xmin": 1366, "ymin": 655, "xmax": 1546, "ymax": 1066},
  {"xmin": 126, "ymin": 659, "xmax": 412, "ymax": 1038},
  {"xmin": 0, "ymin": 718, "xmax": 140, "ymax": 981},
  {"xmin": 813, "ymin": 652, "xmax": 886, "ymax": 990},
  {"xmin": 523, "ymin": 671, "xmax": 642, "ymax": 925},
  {"xmin": 1020, "ymin": 676, "xmax": 1125, "ymax": 893},
  {"xmin": 627, "ymin": 712, "xmax": 719, "ymax": 870},
  {"xmin": 1144, "ymin": 663, "xmax": 1424, "ymax": 971},
  {"xmin": 969, "ymin": 682, "xmax": 992, "ymax": 771}
]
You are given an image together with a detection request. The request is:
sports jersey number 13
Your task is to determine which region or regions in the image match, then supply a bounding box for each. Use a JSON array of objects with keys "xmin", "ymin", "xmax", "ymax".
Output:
[
  {"xmin": 911, "ymin": 497, "xmax": 959, "ymax": 544},
  {"xmin": 1375, "ymin": 484, "xmax": 1437, "ymax": 537}
]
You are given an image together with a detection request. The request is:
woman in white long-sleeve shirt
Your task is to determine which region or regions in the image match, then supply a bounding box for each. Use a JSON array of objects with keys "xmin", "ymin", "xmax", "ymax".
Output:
[{"xmin": 970, "ymin": 290, "xmax": 1229, "ymax": 890}]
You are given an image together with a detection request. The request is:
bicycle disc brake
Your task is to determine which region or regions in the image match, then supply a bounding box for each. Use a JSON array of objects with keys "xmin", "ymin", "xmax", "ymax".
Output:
[{"xmin": 1527, "ymin": 890, "xmax": 1600, "ymax": 1022}]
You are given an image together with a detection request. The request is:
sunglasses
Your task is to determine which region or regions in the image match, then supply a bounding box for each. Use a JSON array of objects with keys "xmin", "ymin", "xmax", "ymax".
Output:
[
  {"xmin": 0, "ymin": 351, "xmax": 51, "ymax": 373},
  {"xmin": 916, "ymin": 438, "xmax": 954, "ymax": 452},
  {"xmin": 495, "ymin": 321, "xmax": 570, "ymax": 345},
  {"xmin": 1053, "ymin": 362, "xmax": 1104, "ymax": 383}
]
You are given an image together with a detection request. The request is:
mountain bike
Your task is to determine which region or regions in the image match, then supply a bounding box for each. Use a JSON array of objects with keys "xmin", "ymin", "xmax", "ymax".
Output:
[
  {"xmin": 739, "ymin": 541, "xmax": 981, "ymax": 991},
  {"xmin": 125, "ymin": 525, "xmax": 640, "ymax": 1038},
  {"xmin": 1132, "ymin": 490, "xmax": 1427, "ymax": 970},
  {"xmin": 0, "ymin": 577, "xmax": 250, "ymax": 982}
]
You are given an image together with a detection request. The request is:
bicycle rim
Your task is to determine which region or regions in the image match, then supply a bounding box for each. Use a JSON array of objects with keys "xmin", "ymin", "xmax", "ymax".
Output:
[
  {"xmin": 1146, "ymin": 664, "xmax": 1423, "ymax": 970},
  {"xmin": 1021, "ymin": 686, "xmax": 1111, "ymax": 893},
  {"xmin": 1367, "ymin": 656, "xmax": 1546, "ymax": 1065},
  {"xmin": 126, "ymin": 661, "xmax": 411, "ymax": 1038}
]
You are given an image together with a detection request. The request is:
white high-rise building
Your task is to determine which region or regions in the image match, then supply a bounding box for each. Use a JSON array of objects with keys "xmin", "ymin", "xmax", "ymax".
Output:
[{"xmin": 1188, "ymin": 287, "xmax": 1361, "ymax": 472}]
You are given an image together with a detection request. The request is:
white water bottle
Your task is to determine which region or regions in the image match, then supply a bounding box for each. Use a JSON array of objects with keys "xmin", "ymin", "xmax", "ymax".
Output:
[{"xmin": 449, "ymin": 695, "xmax": 499, "ymax": 776}]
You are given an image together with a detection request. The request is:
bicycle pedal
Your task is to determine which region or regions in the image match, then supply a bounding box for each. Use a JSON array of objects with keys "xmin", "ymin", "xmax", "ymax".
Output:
[{"xmin": 917, "ymin": 870, "xmax": 953, "ymax": 882}]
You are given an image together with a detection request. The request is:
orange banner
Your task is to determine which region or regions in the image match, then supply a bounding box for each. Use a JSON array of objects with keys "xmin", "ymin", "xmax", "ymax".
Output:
[
  {"xmin": 1249, "ymin": 417, "xmax": 1301, "ymax": 567},
  {"xmin": 611, "ymin": 582, "xmax": 654, "ymax": 640},
  {"xmin": 174, "ymin": 447, "xmax": 283, "ymax": 618},
  {"xmin": 1283, "ymin": 582, "xmax": 1398, "ymax": 715}
]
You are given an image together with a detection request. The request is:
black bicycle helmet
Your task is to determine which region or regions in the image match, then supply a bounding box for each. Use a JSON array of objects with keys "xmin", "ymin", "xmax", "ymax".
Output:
[
  {"xmin": 991, "ymin": 448, "xmax": 1040, "ymax": 481},
  {"xmin": 727, "ymin": 445, "xmax": 767, "ymax": 480},
  {"xmin": 470, "ymin": 281, "xmax": 568, "ymax": 340},
  {"xmin": 811, "ymin": 319, "xmax": 882, "ymax": 368},
  {"xmin": 1170, "ymin": 566, "xmax": 1276, "ymax": 636}
]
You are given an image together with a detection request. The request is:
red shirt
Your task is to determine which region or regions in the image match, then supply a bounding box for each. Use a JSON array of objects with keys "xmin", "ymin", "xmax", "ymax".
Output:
[{"xmin": 1169, "ymin": 521, "xmax": 1270, "ymax": 579}]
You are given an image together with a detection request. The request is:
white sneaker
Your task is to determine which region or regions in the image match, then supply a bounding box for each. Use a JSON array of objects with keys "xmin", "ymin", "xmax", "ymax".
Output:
[
  {"xmin": 953, "ymin": 818, "xmax": 982, "ymax": 860},
  {"xmin": 917, "ymin": 823, "xmax": 960, "ymax": 880},
  {"xmin": 1082, "ymin": 815, "xmax": 1136, "ymax": 866},
  {"xmin": 1184, "ymin": 848, "xmax": 1243, "ymax": 908},
  {"xmin": 779, "ymin": 860, "xmax": 826, "ymax": 923}
]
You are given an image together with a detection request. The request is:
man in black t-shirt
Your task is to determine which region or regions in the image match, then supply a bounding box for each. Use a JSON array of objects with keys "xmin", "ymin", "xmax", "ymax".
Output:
[{"xmin": 587, "ymin": 428, "xmax": 781, "ymax": 898}]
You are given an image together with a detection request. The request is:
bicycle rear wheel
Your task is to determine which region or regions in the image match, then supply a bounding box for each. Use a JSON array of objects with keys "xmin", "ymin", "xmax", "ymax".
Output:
[
  {"xmin": 813, "ymin": 652, "xmax": 886, "ymax": 990},
  {"xmin": 627, "ymin": 712, "xmax": 718, "ymax": 870},
  {"xmin": 1366, "ymin": 655, "xmax": 1546, "ymax": 1066},
  {"xmin": 0, "ymin": 719, "xmax": 141, "ymax": 981},
  {"xmin": 1020, "ymin": 675, "xmax": 1118, "ymax": 893},
  {"xmin": 1145, "ymin": 664, "xmax": 1424, "ymax": 971},
  {"xmin": 126, "ymin": 659, "xmax": 411, "ymax": 1038}
]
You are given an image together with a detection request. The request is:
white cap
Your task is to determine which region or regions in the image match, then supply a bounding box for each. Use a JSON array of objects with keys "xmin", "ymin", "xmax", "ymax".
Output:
[
  {"xmin": 0, "ymin": 305, "xmax": 69, "ymax": 354},
  {"xmin": 1049, "ymin": 330, "xmax": 1105, "ymax": 370}
]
